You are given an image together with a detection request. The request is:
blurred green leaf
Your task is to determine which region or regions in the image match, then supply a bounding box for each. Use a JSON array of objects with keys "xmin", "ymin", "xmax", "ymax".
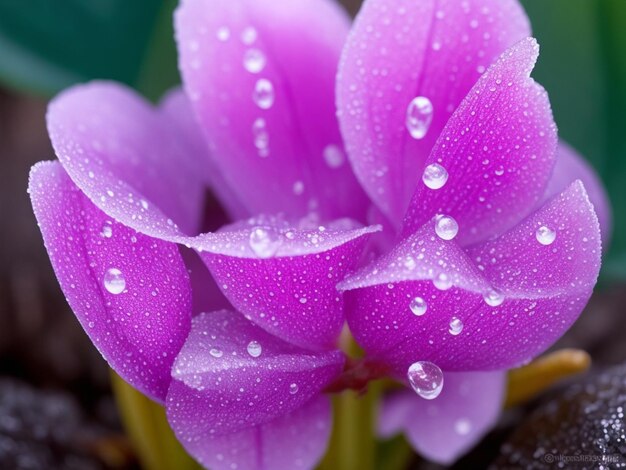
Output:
[
  {"xmin": 522, "ymin": 0, "xmax": 626, "ymax": 278},
  {"xmin": 0, "ymin": 0, "xmax": 179, "ymax": 99}
]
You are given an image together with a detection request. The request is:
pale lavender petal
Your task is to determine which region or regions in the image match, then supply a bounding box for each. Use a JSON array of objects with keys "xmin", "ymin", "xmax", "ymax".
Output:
[
  {"xmin": 175, "ymin": 0, "xmax": 368, "ymax": 221},
  {"xmin": 166, "ymin": 310, "xmax": 343, "ymax": 437},
  {"xmin": 160, "ymin": 88, "xmax": 250, "ymax": 221},
  {"xmin": 338, "ymin": 0, "xmax": 530, "ymax": 226},
  {"xmin": 542, "ymin": 141, "xmax": 611, "ymax": 245},
  {"xmin": 402, "ymin": 38, "xmax": 558, "ymax": 245},
  {"xmin": 29, "ymin": 162, "xmax": 192, "ymax": 403},
  {"xmin": 380, "ymin": 372, "xmax": 506, "ymax": 464},
  {"xmin": 198, "ymin": 216, "xmax": 380, "ymax": 350},
  {"xmin": 340, "ymin": 181, "xmax": 600, "ymax": 374},
  {"xmin": 47, "ymin": 81, "xmax": 206, "ymax": 237},
  {"xmin": 175, "ymin": 395, "xmax": 331, "ymax": 470}
]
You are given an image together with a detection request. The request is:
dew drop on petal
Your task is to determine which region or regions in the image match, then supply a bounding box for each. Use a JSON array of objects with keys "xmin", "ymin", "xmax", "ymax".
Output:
[
  {"xmin": 243, "ymin": 49, "xmax": 266, "ymax": 73},
  {"xmin": 422, "ymin": 163, "xmax": 448, "ymax": 189},
  {"xmin": 252, "ymin": 118, "xmax": 269, "ymax": 153},
  {"xmin": 246, "ymin": 341, "xmax": 262, "ymax": 358},
  {"xmin": 253, "ymin": 79, "xmax": 275, "ymax": 109},
  {"xmin": 435, "ymin": 215, "xmax": 459, "ymax": 241},
  {"xmin": 216, "ymin": 26, "xmax": 230, "ymax": 42},
  {"xmin": 100, "ymin": 225, "xmax": 112, "ymax": 238},
  {"xmin": 448, "ymin": 317, "xmax": 464, "ymax": 336},
  {"xmin": 103, "ymin": 268, "xmax": 125, "ymax": 295},
  {"xmin": 483, "ymin": 288, "xmax": 504, "ymax": 307},
  {"xmin": 323, "ymin": 144, "xmax": 345, "ymax": 168},
  {"xmin": 409, "ymin": 296, "xmax": 427, "ymax": 316},
  {"xmin": 289, "ymin": 383, "xmax": 299, "ymax": 394},
  {"xmin": 407, "ymin": 361, "xmax": 443, "ymax": 400},
  {"xmin": 210, "ymin": 348, "xmax": 223, "ymax": 358},
  {"xmin": 249, "ymin": 227, "xmax": 282, "ymax": 258},
  {"xmin": 241, "ymin": 26, "xmax": 258, "ymax": 45},
  {"xmin": 433, "ymin": 272, "xmax": 452, "ymax": 291},
  {"xmin": 406, "ymin": 96, "xmax": 434, "ymax": 140},
  {"xmin": 536, "ymin": 225, "xmax": 556, "ymax": 245},
  {"xmin": 455, "ymin": 418, "xmax": 472, "ymax": 435},
  {"xmin": 293, "ymin": 181, "xmax": 305, "ymax": 195}
]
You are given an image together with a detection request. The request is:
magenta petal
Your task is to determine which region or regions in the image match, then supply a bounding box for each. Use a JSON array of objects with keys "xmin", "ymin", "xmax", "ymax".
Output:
[
  {"xmin": 338, "ymin": 0, "xmax": 530, "ymax": 226},
  {"xmin": 402, "ymin": 38, "xmax": 558, "ymax": 244},
  {"xmin": 160, "ymin": 88, "xmax": 250, "ymax": 222},
  {"xmin": 29, "ymin": 162, "xmax": 192, "ymax": 403},
  {"xmin": 175, "ymin": 0, "xmax": 368, "ymax": 221},
  {"xmin": 173, "ymin": 395, "xmax": 331, "ymax": 470},
  {"xmin": 341, "ymin": 181, "xmax": 600, "ymax": 373},
  {"xmin": 542, "ymin": 141, "xmax": 611, "ymax": 246},
  {"xmin": 47, "ymin": 81, "xmax": 204, "ymax": 237},
  {"xmin": 198, "ymin": 216, "xmax": 380, "ymax": 350},
  {"xmin": 166, "ymin": 310, "xmax": 343, "ymax": 437},
  {"xmin": 380, "ymin": 371, "xmax": 506, "ymax": 464}
]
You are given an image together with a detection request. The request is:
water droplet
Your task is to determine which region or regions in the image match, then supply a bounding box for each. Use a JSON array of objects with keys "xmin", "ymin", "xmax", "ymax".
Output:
[
  {"xmin": 483, "ymin": 288, "xmax": 504, "ymax": 307},
  {"xmin": 253, "ymin": 79, "xmax": 275, "ymax": 109},
  {"xmin": 247, "ymin": 341, "xmax": 262, "ymax": 358},
  {"xmin": 407, "ymin": 361, "xmax": 444, "ymax": 400},
  {"xmin": 243, "ymin": 49, "xmax": 266, "ymax": 73},
  {"xmin": 216, "ymin": 26, "xmax": 230, "ymax": 42},
  {"xmin": 435, "ymin": 215, "xmax": 459, "ymax": 241},
  {"xmin": 422, "ymin": 163, "xmax": 448, "ymax": 189},
  {"xmin": 100, "ymin": 225, "xmax": 112, "ymax": 238},
  {"xmin": 210, "ymin": 348, "xmax": 223, "ymax": 358},
  {"xmin": 455, "ymin": 418, "xmax": 472, "ymax": 435},
  {"xmin": 406, "ymin": 96, "xmax": 434, "ymax": 139},
  {"xmin": 249, "ymin": 227, "xmax": 282, "ymax": 258},
  {"xmin": 536, "ymin": 226, "xmax": 556, "ymax": 245},
  {"xmin": 433, "ymin": 273, "xmax": 452, "ymax": 291},
  {"xmin": 241, "ymin": 26, "xmax": 257, "ymax": 45},
  {"xmin": 409, "ymin": 296, "xmax": 427, "ymax": 316},
  {"xmin": 323, "ymin": 145, "xmax": 345, "ymax": 168},
  {"xmin": 448, "ymin": 317, "xmax": 463, "ymax": 335},
  {"xmin": 293, "ymin": 181, "xmax": 304, "ymax": 195},
  {"xmin": 289, "ymin": 383, "xmax": 299, "ymax": 394},
  {"xmin": 252, "ymin": 118, "xmax": 269, "ymax": 153},
  {"xmin": 103, "ymin": 268, "xmax": 125, "ymax": 295}
]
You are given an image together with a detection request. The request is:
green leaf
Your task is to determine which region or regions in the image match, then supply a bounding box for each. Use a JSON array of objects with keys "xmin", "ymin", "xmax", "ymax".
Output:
[{"xmin": 0, "ymin": 0, "xmax": 178, "ymax": 98}]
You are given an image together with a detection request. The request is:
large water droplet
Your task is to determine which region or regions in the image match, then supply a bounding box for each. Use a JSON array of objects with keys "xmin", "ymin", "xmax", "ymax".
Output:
[
  {"xmin": 289, "ymin": 383, "xmax": 299, "ymax": 394},
  {"xmin": 536, "ymin": 226, "xmax": 556, "ymax": 246},
  {"xmin": 103, "ymin": 268, "xmax": 125, "ymax": 295},
  {"xmin": 406, "ymin": 96, "xmax": 434, "ymax": 140},
  {"xmin": 323, "ymin": 145, "xmax": 345, "ymax": 168},
  {"xmin": 448, "ymin": 317, "xmax": 463, "ymax": 335},
  {"xmin": 422, "ymin": 163, "xmax": 448, "ymax": 189},
  {"xmin": 407, "ymin": 361, "xmax": 444, "ymax": 400},
  {"xmin": 243, "ymin": 49, "xmax": 266, "ymax": 73},
  {"xmin": 433, "ymin": 273, "xmax": 452, "ymax": 291},
  {"xmin": 247, "ymin": 341, "xmax": 262, "ymax": 358},
  {"xmin": 253, "ymin": 79, "xmax": 275, "ymax": 109},
  {"xmin": 409, "ymin": 296, "xmax": 427, "ymax": 316},
  {"xmin": 435, "ymin": 215, "xmax": 459, "ymax": 241},
  {"xmin": 249, "ymin": 227, "xmax": 282, "ymax": 258},
  {"xmin": 483, "ymin": 288, "xmax": 504, "ymax": 307}
]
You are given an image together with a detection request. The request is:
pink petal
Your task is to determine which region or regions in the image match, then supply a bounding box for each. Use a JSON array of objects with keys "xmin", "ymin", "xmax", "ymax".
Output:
[
  {"xmin": 340, "ymin": 181, "xmax": 601, "ymax": 374},
  {"xmin": 402, "ymin": 38, "xmax": 558, "ymax": 245},
  {"xmin": 198, "ymin": 216, "xmax": 380, "ymax": 350},
  {"xmin": 173, "ymin": 395, "xmax": 331, "ymax": 470},
  {"xmin": 160, "ymin": 88, "xmax": 251, "ymax": 221},
  {"xmin": 379, "ymin": 371, "xmax": 506, "ymax": 464},
  {"xmin": 166, "ymin": 310, "xmax": 343, "ymax": 437},
  {"xmin": 543, "ymin": 141, "xmax": 611, "ymax": 246},
  {"xmin": 337, "ymin": 0, "xmax": 530, "ymax": 226},
  {"xmin": 47, "ymin": 81, "xmax": 205, "ymax": 237},
  {"xmin": 28, "ymin": 162, "xmax": 192, "ymax": 403},
  {"xmin": 175, "ymin": 0, "xmax": 368, "ymax": 221}
]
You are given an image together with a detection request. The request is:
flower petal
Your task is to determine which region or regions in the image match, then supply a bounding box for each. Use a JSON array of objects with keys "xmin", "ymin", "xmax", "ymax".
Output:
[
  {"xmin": 340, "ymin": 181, "xmax": 600, "ymax": 373},
  {"xmin": 160, "ymin": 88, "xmax": 250, "ymax": 221},
  {"xmin": 379, "ymin": 371, "xmax": 505, "ymax": 464},
  {"xmin": 337, "ymin": 0, "xmax": 530, "ymax": 226},
  {"xmin": 173, "ymin": 395, "xmax": 331, "ymax": 470},
  {"xmin": 175, "ymin": 0, "xmax": 368, "ymax": 221},
  {"xmin": 166, "ymin": 310, "xmax": 343, "ymax": 437},
  {"xmin": 543, "ymin": 141, "xmax": 611, "ymax": 246},
  {"xmin": 198, "ymin": 216, "xmax": 380, "ymax": 350},
  {"xmin": 47, "ymin": 81, "xmax": 205, "ymax": 237},
  {"xmin": 28, "ymin": 162, "xmax": 192, "ymax": 403},
  {"xmin": 402, "ymin": 38, "xmax": 558, "ymax": 245}
]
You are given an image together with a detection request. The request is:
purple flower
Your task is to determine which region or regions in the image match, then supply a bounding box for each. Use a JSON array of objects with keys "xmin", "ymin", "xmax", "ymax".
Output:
[{"xmin": 28, "ymin": 0, "xmax": 610, "ymax": 468}]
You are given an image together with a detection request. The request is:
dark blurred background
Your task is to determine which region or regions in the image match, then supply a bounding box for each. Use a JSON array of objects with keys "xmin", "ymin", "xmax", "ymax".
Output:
[{"xmin": 1, "ymin": 1, "xmax": 625, "ymax": 469}]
